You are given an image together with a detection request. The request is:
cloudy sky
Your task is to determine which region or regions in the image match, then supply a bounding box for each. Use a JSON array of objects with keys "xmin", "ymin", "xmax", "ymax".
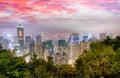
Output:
[{"xmin": 0, "ymin": 0, "xmax": 120, "ymax": 36}]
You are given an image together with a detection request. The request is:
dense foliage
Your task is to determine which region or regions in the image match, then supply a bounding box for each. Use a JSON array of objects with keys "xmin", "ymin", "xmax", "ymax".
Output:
[
  {"xmin": 75, "ymin": 36, "xmax": 120, "ymax": 78},
  {"xmin": 0, "ymin": 36, "xmax": 120, "ymax": 78}
]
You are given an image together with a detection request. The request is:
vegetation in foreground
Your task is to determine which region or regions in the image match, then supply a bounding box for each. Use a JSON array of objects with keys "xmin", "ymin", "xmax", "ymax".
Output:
[{"xmin": 0, "ymin": 36, "xmax": 120, "ymax": 78}]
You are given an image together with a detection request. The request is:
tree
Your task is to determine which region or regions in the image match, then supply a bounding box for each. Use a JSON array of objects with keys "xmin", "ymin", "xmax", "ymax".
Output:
[
  {"xmin": 75, "ymin": 42, "xmax": 119, "ymax": 78},
  {"xmin": 0, "ymin": 47, "xmax": 13, "ymax": 77},
  {"xmin": 102, "ymin": 35, "xmax": 120, "ymax": 51},
  {"xmin": 28, "ymin": 56, "xmax": 51, "ymax": 78},
  {"xmin": 57, "ymin": 64, "xmax": 77, "ymax": 78},
  {"xmin": 6, "ymin": 57, "xmax": 30, "ymax": 78},
  {"xmin": 102, "ymin": 36, "xmax": 113, "ymax": 45},
  {"xmin": 0, "ymin": 45, "xmax": 30, "ymax": 78}
]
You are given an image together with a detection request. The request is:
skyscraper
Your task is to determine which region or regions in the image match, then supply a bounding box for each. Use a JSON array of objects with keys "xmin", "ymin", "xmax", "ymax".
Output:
[
  {"xmin": 25, "ymin": 36, "xmax": 31, "ymax": 50},
  {"xmin": 68, "ymin": 32, "xmax": 79, "ymax": 65},
  {"xmin": 17, "ymin": 23, "xmax": 24, "ymax": 54},
  {"xmin": 0, "ymin": 36, "xmax": 3, "ymax": 45},
  {"xmin": 69, "ymin": 32, "xmax": 79, "ymax": 45},
  {"xmin": 3, "ymin": 39, "xmax": 9, "ymax": 50},
  {"xmin": 36, "ymin": 35, "xmax": 42, "ymax": 43},
  {"xmin": 82, "ymin": 35, "xmax": 89, "ymax": 42},
  {"xmin": 25, "ymin": 36, "xmax": 31, "ymax": 44},
  {"xmin": 30, "ymin": 38, "xmax": 35, "ymax": 58}
]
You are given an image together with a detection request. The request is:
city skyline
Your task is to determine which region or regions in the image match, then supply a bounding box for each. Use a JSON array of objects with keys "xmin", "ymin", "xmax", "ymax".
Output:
[{"xmin": 0, "ymin": 0, "xmax": 120, "ymax": 36}]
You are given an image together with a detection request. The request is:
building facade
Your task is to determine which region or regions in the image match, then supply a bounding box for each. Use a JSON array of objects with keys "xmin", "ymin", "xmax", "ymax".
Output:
[{"xmin": 17, "ymin": 23, "xmax": 24, "ymax": 54}]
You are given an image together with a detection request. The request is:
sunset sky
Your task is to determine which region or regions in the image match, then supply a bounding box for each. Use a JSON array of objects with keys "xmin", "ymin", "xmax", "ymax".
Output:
[{"xmin": 0, "ymin": 0, "xmax": 120, "ymax": 36}]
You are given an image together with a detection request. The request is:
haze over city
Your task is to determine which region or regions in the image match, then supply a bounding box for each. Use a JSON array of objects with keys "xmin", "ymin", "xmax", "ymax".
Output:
[
  {"xmin": 0, "ymin": 0, "xmax": 120, "ymax": 37},
  {"xmin": 0, "ymin": 1, "xmax": 120, "ymax": 78}
]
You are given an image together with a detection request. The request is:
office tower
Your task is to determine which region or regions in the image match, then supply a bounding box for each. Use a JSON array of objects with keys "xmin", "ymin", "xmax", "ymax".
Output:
[
  {"xmin": 100, "ymin": 33, "xmax": 107, "ymax": 40},
  {"xmin": 3, "ymin": 39, "xmax": 9, "ymax": 50},
  {"xmin": 58, "ymin": 40, "xmax": 66, "ymax": 47},
  {"xmin": 43, "ymin": 42, "xmax": 49, "ymax": 61},
  {"xmin": 14, "ymin": 44, "xmax": 20, "ymax": 57},
  {"xmin": 13, "ymin": 36, "xmax": 20, "ymax": 57},
  {"xmin": 54, "ymin": 52, "xmax": 68, "ymax": 65},
  {"xmin": 73, "ymin": 41, "xmax": 91, "ymax": 60},
  {"xmin": 35, "ymin": 35, "xmax": 43, "ymax": 59},
  {"xmin": 35, "ymin": 42, "xmax": 43, "ymax": 59},
  {"xmin": 46, "ymin": 40, "xmax": 54, "ymax": 55},
  {"xmin": 36, "ymin": 35, "xmax": 42, "ymax": 43},
  {"xmin": 82, "ymin": 35, "xmax": 89, "ymax": 42},
  {"xmin": 25, "ymin": 36, "xmax": 31, "ymax": 49},
  {"xmin": 42, "ymin": 40, "xmax": 54, "ymax": 61},
  {"xmin": 14, "ymin": 36, "xmax": 18, "ymax": 44},
  {"xmin": 30, "ymin": 38, "xmax": 35, "ymax": 58},
  {"xmin": 68, "ymin": 32, "xmax": 79, "ymax": 65},
  {"xmin": 0, "ymin": 36, "xmax": 3, "ymax": 45},
  {"xmin": 69, "ymin": 32, "xmax": 79, "ymax": 45},
  {"xmin": 0, "ymin": 36, "xmax": 8, "ymax": 49},
  {"xmin": 54, "ymin": 39, "xmax": 68, "ymax": 65},
  {"xmin": 25, "ymin": 36, "xmax": 31, "ymax": 44},
  {"xmin": 58, "ymin": 40, "xmax": 67, "ymax": 53},
  {"xmin": 17, "ymin": 23, "xmax": 24, "ymax": 54}
]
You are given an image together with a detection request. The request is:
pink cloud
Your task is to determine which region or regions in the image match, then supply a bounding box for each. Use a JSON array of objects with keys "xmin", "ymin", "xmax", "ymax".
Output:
[{"xmin": 0, "ymin": 0, "xmax": 119, "ymax": 23}]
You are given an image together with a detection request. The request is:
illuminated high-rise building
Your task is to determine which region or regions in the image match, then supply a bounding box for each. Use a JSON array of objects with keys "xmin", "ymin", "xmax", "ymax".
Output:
[
  {"xmin": 68, "ymin": 32, "xmax": 79, "ymax": 65},
  {"xmin": 17, "ymin": 23, "xmax": 24, "ymax": 54},
  {"xmin": 0, "ymin": 36, "xmax": 3, "ymax": 45},
  {"xmin": 69, "ymin": 32, "xmax": 79, "ymax": 45},
  {"xmin": 36, "ymin": 35, "xmax": 42, "ymax": 43},
  {"xmin": 30, "ymin": 38, "xmax": 35, "ymax": 58},
  {"xmin": 82, "ymin": 35, "xmax": 89, "ymax": 42},
  {"xmin": 25, "ymin": 36, "xmax": 31, "ymax": 44},
  {"xmin": 35, "ymin": 35, "xmax": 43, "ymax": 58},
  {"xmin": 3, "ymin": 39, "xmax": 9, "ymax": 50},
  {"xmin": 25, "ymin": 36, "xmax": 31, "ymax": 49}
]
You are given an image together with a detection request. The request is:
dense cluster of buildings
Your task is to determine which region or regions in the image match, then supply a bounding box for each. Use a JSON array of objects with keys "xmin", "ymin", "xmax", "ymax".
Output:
[{"xmin": 0, "ymin": 23, "xmax": 115, "ymax": 65}]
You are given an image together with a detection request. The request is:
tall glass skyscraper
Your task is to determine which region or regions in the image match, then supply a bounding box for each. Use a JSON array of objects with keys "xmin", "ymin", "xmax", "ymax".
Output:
[
  {"xmin": 17, "ymin": 23, "xmax": 24, "ymax": 54},
  {"xmin": 69, "ymin": 32, "xmax": 79, "ymax": 45}
]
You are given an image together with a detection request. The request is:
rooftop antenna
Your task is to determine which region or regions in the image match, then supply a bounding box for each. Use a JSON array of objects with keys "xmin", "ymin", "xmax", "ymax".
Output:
[{"xmin": 17, "ymin": 18, "xmax": 23, "ymax": 28}]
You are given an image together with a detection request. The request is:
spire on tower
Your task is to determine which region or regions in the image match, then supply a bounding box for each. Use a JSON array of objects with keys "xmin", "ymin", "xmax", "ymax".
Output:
[
  {"xmin": 17, "ymin": 18, "xmax": 23, "ymax": 28},
  {"xmin": 17, "ymin": 22, "xmax": 23, "ymax": 28}
]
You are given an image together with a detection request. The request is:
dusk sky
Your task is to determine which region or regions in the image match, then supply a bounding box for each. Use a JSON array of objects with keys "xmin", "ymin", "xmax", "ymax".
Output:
[{"xmin": 0, "ymin": 0, "xmax": 120, "ymax": 36}]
